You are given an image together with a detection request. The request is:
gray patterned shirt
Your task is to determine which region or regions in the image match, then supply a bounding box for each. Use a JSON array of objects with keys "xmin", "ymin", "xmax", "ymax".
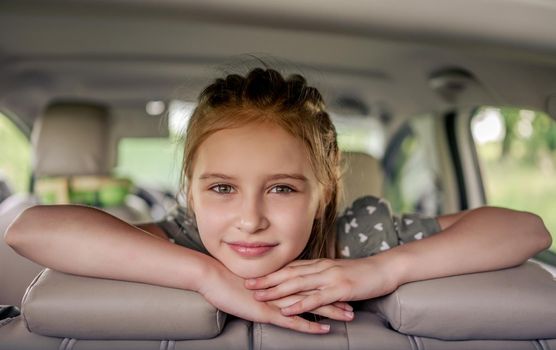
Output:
[
  {"xmin": 155, "ymin": 195, "xmax": 441, "ymax": 259},
  {"xmin": 336, "ymin": 196, "xmax": 441, "ymax": 258}
]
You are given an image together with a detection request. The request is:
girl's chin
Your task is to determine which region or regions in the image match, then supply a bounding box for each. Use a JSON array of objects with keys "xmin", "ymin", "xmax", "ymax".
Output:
[{"xmin": 227, "ymin": 262, "xmax": 281, "ymax": 279}]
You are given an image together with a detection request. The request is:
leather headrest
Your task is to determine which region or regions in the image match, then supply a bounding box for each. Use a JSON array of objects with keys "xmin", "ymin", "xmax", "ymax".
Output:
[
  {"xmin": 22, "ymin": 269, "xmax": 227, "ymax": 340},
  {"xmin": 32, "ymin": 102, "xmax": 110, "ymax": 177},
  {"xmin": 340, "ymin": 151, "xmax": 383, "ymax": 210},
  {"xmin": 362, "ymin": 261, "xmax": 556, "ymax": 340}
]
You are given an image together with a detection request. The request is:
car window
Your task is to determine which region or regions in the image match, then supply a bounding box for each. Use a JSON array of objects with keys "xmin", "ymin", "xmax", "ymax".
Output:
[
  {"xmin": 333, "ymin": 114, "xmax": 385, "ymax": 160},
  {"xmin": 114, "ymin": 137, "xmax": 182, "ymax": 191},
  {"xmin": 0, "ymin": 111, "xmax": 31, "ymax": 200},
  {"xmin": 472, "ymin": 107, "xmax": 556, "ymax": 252},
  {"xmin": 383, "ymin": 115, "xmax": 444, "ymax": 216},
  {"xmin": 113, "ymin": 100, "xmax": 193, "ymax": 192}
]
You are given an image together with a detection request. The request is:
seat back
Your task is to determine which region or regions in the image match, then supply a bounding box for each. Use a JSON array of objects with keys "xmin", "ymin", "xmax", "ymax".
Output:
[
  {"xmin": 2, "ymin": 263, "xmax": 555, "ymax": 349},
  {"xmin": 340, "ymin": 151, "xmax": 384, "ymax": 210},
  {"xmin": 0, "ymin": 102, "xmax": 150, "ymax": 307},
  {"xmin": 0, "ymin": 194, "xmax": 42, "ymax": 307}
]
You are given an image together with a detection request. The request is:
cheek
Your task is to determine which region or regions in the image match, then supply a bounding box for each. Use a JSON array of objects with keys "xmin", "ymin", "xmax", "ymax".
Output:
[
  {"xmin": 269, "ymin": 198, "xmax": 318, "ymax": 245},
  {"xmin": 191, "ymin": 194, "xmax": 236, "ymax": 245}
]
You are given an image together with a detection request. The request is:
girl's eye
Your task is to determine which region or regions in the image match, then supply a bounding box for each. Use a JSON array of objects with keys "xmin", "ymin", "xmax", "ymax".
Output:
[
  {"xmin": 270, "ymin": 185, "xmax": 294, "ymax": 194},
  {"xmin": 210, "ymin": 184, "xmax": 234, "ymax": 194}
]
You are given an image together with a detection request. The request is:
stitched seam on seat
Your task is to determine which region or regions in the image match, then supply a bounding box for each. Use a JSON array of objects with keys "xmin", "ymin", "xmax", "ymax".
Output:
[
  {"xmin": 415, "ymin": 336, "xmax": 424, "ymax": 350},
  {"xmin": 537, "ymin": 339, "xmax": 549, "ymax": 350},
  {"xmin": 66, "ymin": 338, "xmax": 77, "ymax": 350},
  {"xmin": 246, "ymin": 321, "xmax": 254, "ymax": 350},
  {"xmin": 256, "ymin": 323, "xmax": 262, "ymax": 350},
  {"xmin": 407, "ymin": 335, "xmax": 418, "ymax": 350},
  {"xmin": 21, "ymin": 269, "xmax": 47, "ymax": 332},
  {"xmin": 58, "ymin": 338, "xmax": 68, "ymax": 350},
  {"xmin": 343, "ymin": 319, "xmax": 350, "ymax": 350},
  {"xmin": 396, "ymin": 291, "xmax": 402, "ymax": 331},
  {"xmin": 216, "ymin": 309, "xmax": 223, "ymax": 332}
]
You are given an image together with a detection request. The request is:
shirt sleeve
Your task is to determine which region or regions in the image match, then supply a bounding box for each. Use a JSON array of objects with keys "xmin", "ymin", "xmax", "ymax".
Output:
[
  {"xmin": 336, "ymin": 196, "xmax": 441, "ymax": 259},
  {"xmin": 154, "ymin": 206, "xmax": 210, "ymax": 255}
]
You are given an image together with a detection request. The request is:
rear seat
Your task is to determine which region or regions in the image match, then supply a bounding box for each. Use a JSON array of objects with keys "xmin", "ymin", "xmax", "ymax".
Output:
[
  {"xmin": 0, "ymin": 102, "xmax": 151, "ymax": 307},
  {"xmin": 1, "ymin": 261, "xmax": 555, "ymax": 349}
]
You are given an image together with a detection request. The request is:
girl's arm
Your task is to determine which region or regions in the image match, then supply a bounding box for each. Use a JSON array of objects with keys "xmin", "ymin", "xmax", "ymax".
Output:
[
  {"xmin": 4, "ymin": 205, "xmax": 210, "ymax": 291},
  {"xmin": 246, "ymin": 207, "xmax": 552, "ymax": 315},
  {"xmin": 4, "ymin": 205, "xmax": 345, "ymax": 334},
  {"xmin": 382, "ymin": 206, "xmax": 551, "ymax": 285}
]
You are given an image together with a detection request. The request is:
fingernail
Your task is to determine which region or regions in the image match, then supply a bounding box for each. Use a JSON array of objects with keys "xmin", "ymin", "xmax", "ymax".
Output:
[
  {"xmin": 344, "ymin": 311, "xmax": 354, "ymax": 319},
  {"xmin": 320, "ymin": 324, "xmax": 330, "ymax": 332},
  {"xmin": 246, "ymin": 279, "xmax": 256, "ymax": 286},
  {"xmin": 345, "ymin": 304, "xmax": 353, "ymax": 311},
  {"xmin": 281, "ymin": 307, "xmax": 293, "ymax": 315}
]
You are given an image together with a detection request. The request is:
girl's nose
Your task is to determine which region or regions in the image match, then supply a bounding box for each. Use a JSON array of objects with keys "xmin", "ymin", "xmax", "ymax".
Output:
[{"xmin": 236, "ymin": 195, "xmax": 270, "ymax": 234}]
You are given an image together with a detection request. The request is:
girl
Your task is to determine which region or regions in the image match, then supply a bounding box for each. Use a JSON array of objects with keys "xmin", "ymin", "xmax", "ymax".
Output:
[{"xmin": 5, "ymin": 68, "xmax": 552, "ymax": 335}]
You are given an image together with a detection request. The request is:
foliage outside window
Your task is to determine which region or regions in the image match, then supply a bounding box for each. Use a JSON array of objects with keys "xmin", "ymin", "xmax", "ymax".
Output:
[
  {"xmin": 472, "ymin": 107, "xmax": 556, "ymax": 252},
  {"xmin": 113, "ymin": 138, "xmax": 183, "ymax": 192}
]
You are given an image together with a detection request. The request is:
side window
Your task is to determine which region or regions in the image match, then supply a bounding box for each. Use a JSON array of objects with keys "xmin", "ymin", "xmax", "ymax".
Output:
[
  {"xmin": 472, "ymin": 107, "xmax": 556, "ymax": 252},
  {"xmin": 383, "ymin": 115, "xmax": 444, "ymax": 216},
  {"xmin": 113, "ymin": 100, "xmax": 193, "ymax": 193},
  {"xmin": 0, "ymin": 112, "xmax": 31, "ymax": 202},
  {"xmin": 333, "ymin": 115, "xmax": 385, "ymax": 159},
  {"xmin": 113, "ymin": 137, "xmax": 182, "ymax": 192}
]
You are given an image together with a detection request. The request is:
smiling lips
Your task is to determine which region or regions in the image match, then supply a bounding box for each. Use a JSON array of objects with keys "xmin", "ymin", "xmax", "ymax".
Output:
[{"xmin": 227, "ymin": 241, "xmax": 278, "ymax": 257}]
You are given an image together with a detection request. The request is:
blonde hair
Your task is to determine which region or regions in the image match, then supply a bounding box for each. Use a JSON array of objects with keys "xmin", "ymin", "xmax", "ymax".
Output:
[{"xmin": 181, "ymin": 68, "xmax": 342, "ymax": 259}]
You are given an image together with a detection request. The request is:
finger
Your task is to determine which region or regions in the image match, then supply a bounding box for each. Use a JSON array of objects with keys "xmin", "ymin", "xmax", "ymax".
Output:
[
  {"xmin": 333, "ymin": 301, "xmax": 353, "ymax": 312},
  {"xmin": 267, "ymin": 294, "xmax": 303, "ymax": 309},
  {"xmin": 270, "ymin": 293, "xmax": 351, "ymax": 311},
  {"xmin": 253, "ymin": 273, "xmax": 323, "ymax": 301},
  {"xmin": 308, "ymin": 305, "xmax": 355, "ymax": 322},
  {"xmin": 274, "ymin": 314, "xmax": 331, "ymax": 334},
  {"xmin": 286, "ymin": 259, "xmax": 335, "ymax": 270},
  {"xmin": 245, "ymin": 263, "xmax": 323, "ymax": 290},
  {"xmin": 285, "ymin": 259, "xmax": 321, "ymax": 267},
  {"xmin": 281, "ymin": 289, "xmax": 342, "ymax": 316}
]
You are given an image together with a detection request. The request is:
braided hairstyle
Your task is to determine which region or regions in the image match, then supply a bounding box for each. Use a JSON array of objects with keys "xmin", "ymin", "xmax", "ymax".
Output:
[{"xmin": 181, "ymin": 68, "xmax": 342, "ymax": 259}]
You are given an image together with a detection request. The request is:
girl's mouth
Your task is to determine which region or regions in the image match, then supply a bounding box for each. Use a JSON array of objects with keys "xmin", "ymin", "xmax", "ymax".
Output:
[{"xmin": 226, "ymin": 241, "xmax": 279, "ymax": 257}]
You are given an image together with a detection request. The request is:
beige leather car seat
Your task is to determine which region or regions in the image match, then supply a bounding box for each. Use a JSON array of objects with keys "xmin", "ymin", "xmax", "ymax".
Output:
[
  {"xmin": 340, "ymin": 150, "xmax": 384, "ymax": 210},
  {"xmin": 1, "ymin": 262, "xmax": 555, "ymax": 349},
  {"xmin": 0, "ymin": 102, "xmax": 151, "ymax": 307}
]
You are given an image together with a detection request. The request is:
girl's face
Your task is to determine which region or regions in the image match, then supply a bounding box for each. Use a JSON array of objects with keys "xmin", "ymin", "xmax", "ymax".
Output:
[{"xmin": 189, "ymin": 122, "xmax": 322, "ymax": 279}]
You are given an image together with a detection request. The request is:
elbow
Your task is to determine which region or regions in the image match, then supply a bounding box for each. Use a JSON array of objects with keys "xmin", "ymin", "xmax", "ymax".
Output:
[
  {"xmin": 536, "ymin": 218, "xmax": 552, "ymax": 251},
  {"xmin": 4, "ymin": 205, "xmax": 41, "ymax": 250},
  {"xmin": 523, "ymin": 211, "xmax": 552, "ymax": 253}
]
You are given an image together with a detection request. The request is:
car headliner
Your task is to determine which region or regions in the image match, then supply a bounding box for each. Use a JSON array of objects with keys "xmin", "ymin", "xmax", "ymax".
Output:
[{"xmin": 1, "ymin": 0, "xmax": 556, "ymax": 134}]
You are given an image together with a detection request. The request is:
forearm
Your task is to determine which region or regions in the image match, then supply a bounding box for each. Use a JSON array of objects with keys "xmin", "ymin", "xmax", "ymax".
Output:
[
  {"xmin": 377, "ymin": 207, "xmax": 552, "ymax": 286},
  {"xmin": 4, "ymin": 205, "xmax": 213, "ymax": 292}
]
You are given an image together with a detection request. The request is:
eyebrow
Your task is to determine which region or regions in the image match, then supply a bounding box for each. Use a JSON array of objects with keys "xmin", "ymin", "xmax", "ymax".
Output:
[{"xmin": 198, "ymin": 173, "xmax": 308, "ymax": 182}]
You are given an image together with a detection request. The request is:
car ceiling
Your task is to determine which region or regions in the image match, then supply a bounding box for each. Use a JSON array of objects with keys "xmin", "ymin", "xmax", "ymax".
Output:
[{"xmin": 1, "ymin": 0, "xmax": 556, "ymax": 134}]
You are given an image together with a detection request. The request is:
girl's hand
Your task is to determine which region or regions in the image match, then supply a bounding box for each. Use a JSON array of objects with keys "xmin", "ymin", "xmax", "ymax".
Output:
[
  {"xmin": 245, "ymin": 257, "xmax": 400, "ymax": 316},
  {"xmin": 266, "ymin": 290, "xmax": 354, "ymax": 321},
  {"xmin": 197, "ymin": 260, "xmax": 352, "ymax": 334}
]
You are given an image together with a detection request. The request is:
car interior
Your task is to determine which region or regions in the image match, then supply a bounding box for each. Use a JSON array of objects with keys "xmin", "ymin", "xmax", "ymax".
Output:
[{"xmin": 1, "ymin": 1, "xmax": 556, "ymax": 349}]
